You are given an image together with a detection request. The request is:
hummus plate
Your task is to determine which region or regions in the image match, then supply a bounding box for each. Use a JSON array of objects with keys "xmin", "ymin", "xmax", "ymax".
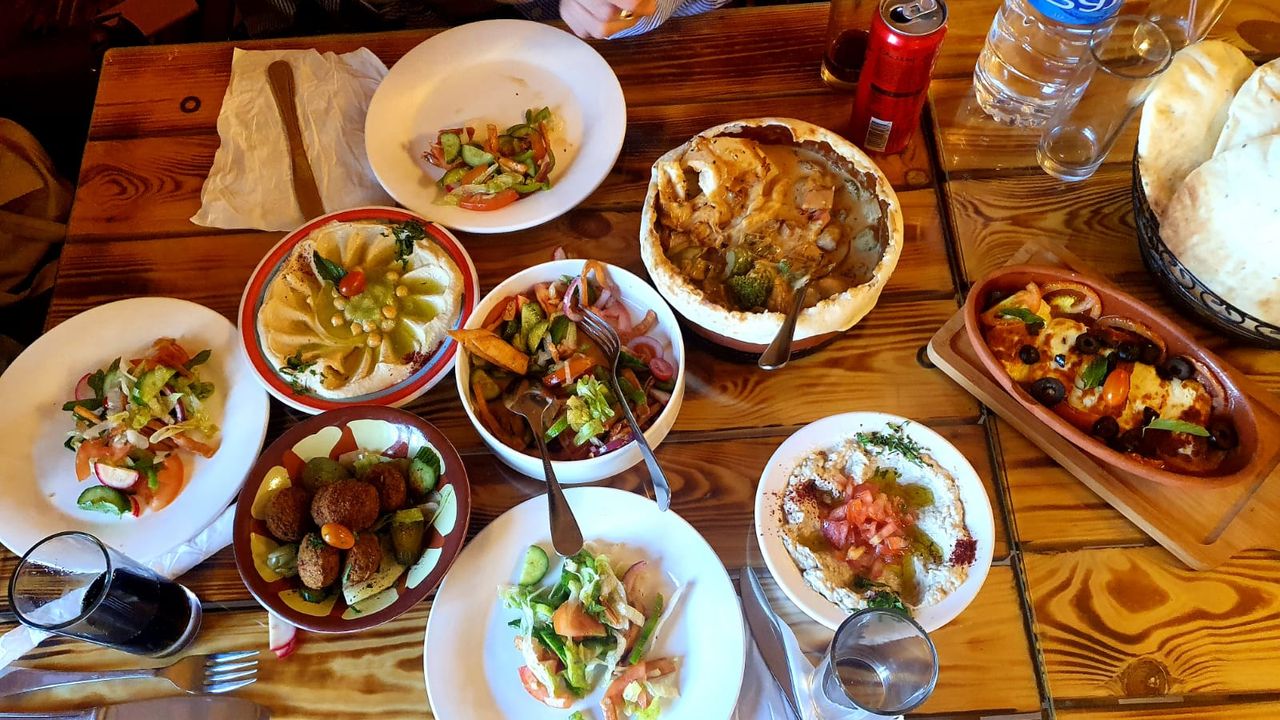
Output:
[
  {"xmin": 754, "ymin": 412, "xmax": 993, "ymax": 631},
  {"xmin": 239, "ymin": 207, "xmax": 478, "ymax": 414}
]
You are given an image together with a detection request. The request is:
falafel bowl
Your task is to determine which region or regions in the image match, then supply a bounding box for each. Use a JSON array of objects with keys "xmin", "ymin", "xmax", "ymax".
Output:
[{"xmin": 232, "ymin": 406, "xmax": 471, "ymax": 633}]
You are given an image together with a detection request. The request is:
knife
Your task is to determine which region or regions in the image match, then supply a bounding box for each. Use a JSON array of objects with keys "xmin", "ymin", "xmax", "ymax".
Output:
[
  {"xmin": 266, "ymin": 60, "xmax": 326, "ymax": 220},
  {"xmin": 0, "ymin": 696, "xmax": 268, "ymax": 720},
  {"xmin": 740, "ymin": 565, "xmax": 803, "ymax": 719}
]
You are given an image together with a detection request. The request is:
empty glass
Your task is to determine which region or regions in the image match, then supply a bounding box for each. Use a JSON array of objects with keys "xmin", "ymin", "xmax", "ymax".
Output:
[
  {"xmin": 809, "ymin": 609, "xmax": 939, "ymax": 718},
  {"xmin": 1037, "ymin": 16, "xmax": 1173, "ymax": 182},
  {"xmin": 9, "ymin": 532, "xmax": 202, "ymax": 657},
  {"xmin": 1144, "ymin": 0, "xmax": 1233, "ymax": 48}
]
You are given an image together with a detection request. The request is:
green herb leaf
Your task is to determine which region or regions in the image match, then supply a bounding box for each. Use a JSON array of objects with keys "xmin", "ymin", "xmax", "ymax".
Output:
[
  {"xmin": 855, "ymin": 421, "xmax": 927, "ymax": 467},
  {"xmin": 1143, "ymin": 418, "xmax": 1210, "ymax": 436},
  {"xmin": 183, "ymin": 349, "xmax": 212, "ymax": 370},
  {"xmin": 312, "ymin": 251, "xmax": 347, "ymax": 285},
  {"xmin": 866, "ymin": 590, "xmax": 909, "ymax": 614},
  {"xmin": 997, "ymin": 307, "xmax": 1047, "ymax": 326},
  {"xmin": 1077, "ymin": 356, "xmax": 1110, "ymax": 390},
  {"xmin": 390, "ymin": 221, "xmax": 427, "ymax": 270}
]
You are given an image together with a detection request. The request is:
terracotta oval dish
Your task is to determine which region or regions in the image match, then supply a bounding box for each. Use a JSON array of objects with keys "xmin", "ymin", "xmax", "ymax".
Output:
[
  {"xmin": 964, "ymin": 264, "xmax": 1258, "ymax": 487},
  {"xmin": 232, "ymin": 406, "xmax": 470, "ymax": 633},
  {"xmin": 238, "ymin": 206, "xmax": 479, "ymax": 414},
  {"xmin": 639, "ymin": 117, "xmax": 903, "ymax": 352}
]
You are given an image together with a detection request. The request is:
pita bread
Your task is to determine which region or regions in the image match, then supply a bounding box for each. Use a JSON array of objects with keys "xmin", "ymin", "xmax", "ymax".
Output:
[
  {"xmin": 1161, "ymin": 134, "xmax": 1280, "ymax": 325},
  {"xmin": 1138, "ymin": 40, "xmax": 1254, "ymax": 217},
  {"xmin": 1214, "ymin": 58, "xmax": 1280, "ymax": 156}
]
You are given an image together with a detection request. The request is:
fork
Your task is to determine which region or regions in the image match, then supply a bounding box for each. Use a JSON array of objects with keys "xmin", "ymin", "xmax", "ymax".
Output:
[
  {"xmin": 578, "ymin": 308, "xmax": 673, "ymax": 511},
  {"xmin": 0, "ymin": 650, "xmax": 259, "ymax": 697}
]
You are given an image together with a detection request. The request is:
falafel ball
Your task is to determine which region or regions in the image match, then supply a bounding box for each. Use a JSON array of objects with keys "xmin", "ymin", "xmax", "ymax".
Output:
[
  {"xmin": 296, "ymin": 533, "xmax": 339, "ymax": 590},
  {"xmin": 264, "ymin": 486, "xmax": 312, "ymax": 542},
  {"xmin": 363, "ymin": 463, "xmax": 408, "ymax": 513},
  {"xmin": 344, "ymin": 533, "xmax": 383, "ymax": 584},
  {"xmin": 300, "ymin": 457, "xmax": 350, "ymax": 493},
  {"xmin": 311, "ymin": 480, "xmax": 380, "ymax": 531}
]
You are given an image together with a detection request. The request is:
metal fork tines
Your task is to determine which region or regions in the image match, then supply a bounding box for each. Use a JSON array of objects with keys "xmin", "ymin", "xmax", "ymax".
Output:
[
  {"xmin": 578, "ymin": 308, "xmax": 673, "ymax": 511},
  {"xmin": 0, "ymin": 650, "xmax": 260, "ymax": 698}
]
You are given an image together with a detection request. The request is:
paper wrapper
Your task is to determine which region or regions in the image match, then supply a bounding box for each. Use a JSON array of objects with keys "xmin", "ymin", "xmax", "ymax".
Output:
[
  {"xmin": 0, "ymin": 506, "xmax": 236, "ymax": 669},
  {"xmin": 191, "ymin": 48, "xmax": 394, "ymax": 231}
]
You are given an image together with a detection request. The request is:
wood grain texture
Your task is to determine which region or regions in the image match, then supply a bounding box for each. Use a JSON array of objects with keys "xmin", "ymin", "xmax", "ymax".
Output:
[
  {"xmin": 1025, "ymin": 547, "xmax": 1280, "ymax": 702},
  {"xmin": 1058, "ymin": 700, "xmax": 1280, "ymax": 719}
]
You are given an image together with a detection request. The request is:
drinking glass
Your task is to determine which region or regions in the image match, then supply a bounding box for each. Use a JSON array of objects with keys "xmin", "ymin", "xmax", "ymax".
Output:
[
  {"xmin": 808, "ymin": 609, "xmax": 939, "ymax": 718},
  {"xmin": 1144, "ymin": 0, "xmax": 1233, "ymax": 48},
  {"xmin": 822, "ymin": 0, "xmax": 881, "ymax": 90},
  {"xmin": 9, "ymin": 532, "xmax": 202, "ymax": 657},
  {"xmin": 1037, "ymin": 16, "xmax": 1173, "ymax": 182}
]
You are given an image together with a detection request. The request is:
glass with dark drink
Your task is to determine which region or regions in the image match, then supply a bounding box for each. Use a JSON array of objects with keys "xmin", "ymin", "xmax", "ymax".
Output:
[
  {"xmin": 9, "ymin": 532, "xmax": 201, "ymax": 657},
  {"xmin": 822, "ymin": 0, "xmax": 882, "ymax": 89}
]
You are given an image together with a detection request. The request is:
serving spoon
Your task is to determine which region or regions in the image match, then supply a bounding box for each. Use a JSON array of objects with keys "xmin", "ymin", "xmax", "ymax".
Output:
[
  {"xmin": 506, "ymin": 387, "xmax": 584, "ymax": 557},
  {"xmin": 758, "ymin": 261, "xmax": 837, "ymax": 371}
]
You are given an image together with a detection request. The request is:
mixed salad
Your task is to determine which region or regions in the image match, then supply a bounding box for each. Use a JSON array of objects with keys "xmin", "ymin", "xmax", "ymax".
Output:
[
  {"xmin": 425, "ymin": 107, "xmax": 558, "ymax": 211},
  {"xmin": 450, "ymin": 262, "xmax": 677, "ymax": 460},
  {"xmin": 63, "ymin": 338, "xmax": 221, "ymax": 518},
  {"xmin": 501, "ymin": 544, "xmax": 681, "ymax": 720}
]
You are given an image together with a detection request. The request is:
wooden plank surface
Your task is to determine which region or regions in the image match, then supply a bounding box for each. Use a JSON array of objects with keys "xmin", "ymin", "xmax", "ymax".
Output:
[{"xmin": 1058, "ymin": 700, "xmax": 1280, "ymax": 719}]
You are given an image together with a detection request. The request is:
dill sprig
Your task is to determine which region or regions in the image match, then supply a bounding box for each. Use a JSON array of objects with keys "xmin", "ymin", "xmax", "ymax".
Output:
[{"xmin": 856, "ymin": 421, "xmax": 927, "ymax": 467}]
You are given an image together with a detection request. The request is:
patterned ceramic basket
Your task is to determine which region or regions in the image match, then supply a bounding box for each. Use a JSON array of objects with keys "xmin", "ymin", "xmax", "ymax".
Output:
[{"xmin": 1131, "ymin": 152, "xmax": 1280, "ymax": 348}]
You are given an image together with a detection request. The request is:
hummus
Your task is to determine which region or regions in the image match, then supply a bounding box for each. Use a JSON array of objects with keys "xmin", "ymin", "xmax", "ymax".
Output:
[
  {"xmin": 256, "ymin": 219, "xmax": 463, "ymax": 399},
  {"xmin": 780, "ymin": 428, "xmax": 974, "ymax": 613}
]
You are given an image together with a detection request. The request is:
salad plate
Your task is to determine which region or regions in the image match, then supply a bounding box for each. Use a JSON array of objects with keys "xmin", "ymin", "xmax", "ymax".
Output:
[
  {"xmin": 364, "ymin": 19, "xmax": 626, "ymax": 234},
  {"xmin": 424, "ymin": 487, "xmax": 745, "ymax": 720},
  {"xmin": 754, "ymin": 412, "xmax": 994, "ymax": 632},
  {"xmin": 0, "ymin": 298, "xmax": 270, "ymax": 560}
]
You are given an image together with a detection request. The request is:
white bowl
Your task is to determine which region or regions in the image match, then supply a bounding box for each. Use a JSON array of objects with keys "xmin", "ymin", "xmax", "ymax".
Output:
[{"xmin": 456, "ymin": 260, "xmax": 685, "ymax": 483}]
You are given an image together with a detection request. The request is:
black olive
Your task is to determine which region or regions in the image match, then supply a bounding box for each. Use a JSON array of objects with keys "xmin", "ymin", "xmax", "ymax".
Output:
[
  {"xmin": 1091, "ymin": 416, "xmax": 1120, "ymax": 440},
  {"xmin": 1030, "ymin": 377, "xmax": 1066, "ymax": 406},
  {"xmin": 1075, "ymin": 333, "xmax": 1102, "ymax": 355},
  {"xmin": 1142, "ymin": 406, "xmax": 1160, "ymax": 425},
  {"xmin": 988, "ymin": 290, "xmax": 1008, "ymax": 307},
  {"xmin": 1054, "ymin": 354, "xmax": 1067, "ymax": 368},
  {"xmin": 1027, "ymin": 321, "xmax": 1045, "ymax": 336},
  {"xmin": 1018, "ymin": 345, "xmax": 1041, "ymax": 365},
  {"xmin": 1138, "ymin": 342, "xmax": 1162, "ymax": 365},
  {"xmin": 1116, "ymin": 341, "xmax": 1138, "ymax": 362},
  {"xmin": 1208, "ymin": 419, "xmax": 1239, "ymax": 451},
  {"xmin": 1164, "ymin": 356, "xmax": 1195, "ymax": 380},
  {"xmin": 1114, "ymin": 429, "xmax": 1144, "ymax": 453},
  {"xmin": 1106, "ymin": 352, "xmax": 1119, "ymax": 371}
]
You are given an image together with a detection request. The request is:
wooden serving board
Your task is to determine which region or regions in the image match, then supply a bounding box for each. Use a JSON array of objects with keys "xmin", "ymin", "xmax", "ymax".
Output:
[{"xmin": 928, "ymin": 240, "xmax": 1280, "ymax": 569}]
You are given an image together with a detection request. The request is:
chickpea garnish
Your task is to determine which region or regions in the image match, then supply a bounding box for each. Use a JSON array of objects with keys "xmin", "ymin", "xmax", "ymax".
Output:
[
  {"xmin": 330, "ymin": 314, "xmax": 343, "ymax": 327},
  {"xmin": 380, "ymin": 319, "xmax": 396, "ymax": 332},
  {"xmin": 395, "ymin": 285, "xmax": 409, "ymax": 298},
  {"xmin": 334, "ymin": 297, "xmax": 347, "ymax": 310},
  {"xmin": 382, "ymin": 305, "xmax": 398, "ymax": 319},
  {"xmin": 367, "ymin": 332, "xmax": 383, "ymax": 348},
  {"xmin": 349, "ymin": 322, "xmax": 362, "ymax": 336},
  {"xmin": 386, "ymin": 270, "xmax": 400, "ymax": 282},
  {"xmin": 361, "ymin": 321, "xmax": 375, "ymax": 333}
]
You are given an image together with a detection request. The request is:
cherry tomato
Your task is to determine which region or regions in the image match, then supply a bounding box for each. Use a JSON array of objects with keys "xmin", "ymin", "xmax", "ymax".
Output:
[
  {"xmin": 337, "ymin": 269, "xmax": 366, "ymax": 297},
  {"xmin": 648, "ymin": 357, "xmax": 676, "ymax": 382},
  {"xmin": 458, "ymin": 189, "xmax": 519, "ymax": 212},
  {"xmin": 321, "ymin": 523, "xmax": 355, "ymax": 550},
  {"xmin": 1101, "ymin": 364, "xmax": 1132, "ymax": 411}
]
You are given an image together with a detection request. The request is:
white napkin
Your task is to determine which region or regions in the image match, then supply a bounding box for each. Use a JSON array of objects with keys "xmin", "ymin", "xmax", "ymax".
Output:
[
  {"xmin": 191, "ymin": 47, "xmax": 394, "ymax": 231},
  {"xmin": 0, "ymin": 505, "xmax": 236, "ymax": 669}
]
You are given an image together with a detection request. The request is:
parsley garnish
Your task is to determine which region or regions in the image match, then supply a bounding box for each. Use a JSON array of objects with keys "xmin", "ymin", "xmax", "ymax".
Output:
[
  {"xmin": 1143, "ymin": 418, "xmax": 1210, "ymax": 437},
  {"xmin": 312, "ymin": 251, "xmax": 347, "ymax": 285},
  {"xmin": 1077, "ymin": 356, "xmax": 1110, "ymax": 390},
  {"xmin": 856, "ymin": 421, "xmax": 927, "ymax": 467},
  {"xmin": 279, "ymin": 351, "xmax": 317, "ymax": 395},
  {"xmin": 997, "ymin": 307, "xmax": 1047, "ymax": 326},
  {"xmin": 852, "ymin": 578, "xmax": 911, "ymax": 615},
  {"xmin": 390, "ymin": 220, "xmax": 427, "ymax": 270}
]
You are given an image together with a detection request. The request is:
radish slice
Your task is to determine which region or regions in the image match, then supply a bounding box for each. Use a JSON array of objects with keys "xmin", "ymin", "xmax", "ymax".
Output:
[
  {"xmin": 95, "ymin": 463, "xmax": 140, "ymax": 490},
  {"xmin": 269, "ymin": 613, "xmax": 299, "ymax": 659},
  {"xmin": 74, "ymin": 374, "xmax": 94, "ymax": 401}
]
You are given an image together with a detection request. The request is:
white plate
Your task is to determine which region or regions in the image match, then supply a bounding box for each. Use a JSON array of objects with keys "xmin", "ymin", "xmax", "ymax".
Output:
[
  {"xmin": 365, "ymin": 20, "xmax": 626, "ymax": 234},
  {"xmin": 425, "ymin": 487, "xmax": 745, "ymax": 720},
  {"xmin": 754, "ymin": 412, "xmax": 994, "ymax": 632},
  {"xmin": 0, "ymin": 298, "xmax": 270, "ymax": 561}
]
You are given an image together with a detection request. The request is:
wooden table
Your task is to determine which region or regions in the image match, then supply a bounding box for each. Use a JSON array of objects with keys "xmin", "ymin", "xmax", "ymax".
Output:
[{"xmin": 3, "ymin": 3, "xmax": 1280, "ymax": 718}]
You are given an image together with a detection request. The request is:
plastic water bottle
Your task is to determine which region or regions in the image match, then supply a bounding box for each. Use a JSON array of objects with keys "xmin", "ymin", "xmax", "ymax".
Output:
[{"xmin": 973, "ymin": 0, "xmax": 1122, "ymax": 127}]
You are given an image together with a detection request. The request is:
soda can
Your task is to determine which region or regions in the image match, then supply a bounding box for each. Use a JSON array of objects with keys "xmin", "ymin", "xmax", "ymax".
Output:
[{"xmin": 850, "ymin": 0, "xmax": 948, "ymax": 154}]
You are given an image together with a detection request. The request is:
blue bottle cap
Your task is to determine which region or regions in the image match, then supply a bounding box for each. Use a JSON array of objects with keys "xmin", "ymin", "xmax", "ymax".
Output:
[{"xmin": 1028, "ymin": 0, "xmax": 1121, "ymax": 26}]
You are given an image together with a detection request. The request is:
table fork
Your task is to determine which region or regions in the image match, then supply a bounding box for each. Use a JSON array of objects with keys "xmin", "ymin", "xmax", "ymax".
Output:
[
  {"xmin": 578, "ymin": 308, "xmax": 673, "ymax": 511},
  {"xmin": 0, "ymin": 650, "xmax": 259, "ymax": 697}
]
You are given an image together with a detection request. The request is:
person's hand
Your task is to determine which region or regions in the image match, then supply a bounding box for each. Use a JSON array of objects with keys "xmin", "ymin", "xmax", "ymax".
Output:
[{"xmin": 559, "ymin": 0, "xmax": 659, "ymax": 39}]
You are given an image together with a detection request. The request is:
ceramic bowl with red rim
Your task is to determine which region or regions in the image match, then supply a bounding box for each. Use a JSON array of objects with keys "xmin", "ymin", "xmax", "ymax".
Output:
[
  {"xmin": 238, "ymin": 206, "xmax": 479, "ymax": 414},
  {"xmin": 232, "ymin": 406, "xmax": 470, "ymax": 633}
]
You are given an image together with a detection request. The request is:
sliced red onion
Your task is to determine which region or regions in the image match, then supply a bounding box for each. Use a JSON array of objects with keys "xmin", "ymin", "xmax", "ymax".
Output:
[
  {"xmin": 650, "ymin": 388, "xmax": 672, "ymax": 404},
  {"xmin": 562, "ymin": 276, "xmax": 585, "ymax": 322},
  {"xmin": 593, "ymin": 287, "xmax": 613, "ymax": 309},
  {"xmin": 628, "ymin": 335, "xmax": 663, "ymax": 363}
]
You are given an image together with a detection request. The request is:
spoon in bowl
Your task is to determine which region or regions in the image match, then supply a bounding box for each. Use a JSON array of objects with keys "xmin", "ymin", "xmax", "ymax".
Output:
[
  {"xmin": 506, "ymin": 387, "xmax": 584, "ymax": 557},
  {"xmin": 758, "ymin": 261, "xmax": 837, "ymax": 371}
]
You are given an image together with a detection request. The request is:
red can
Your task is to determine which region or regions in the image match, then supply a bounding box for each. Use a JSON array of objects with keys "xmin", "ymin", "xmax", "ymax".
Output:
[{"xmin": 850, "ymin": 0, "xmax": 948, "ymax": 155}]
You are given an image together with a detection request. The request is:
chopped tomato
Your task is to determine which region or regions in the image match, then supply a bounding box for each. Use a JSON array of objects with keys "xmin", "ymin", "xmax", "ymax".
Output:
[
  {"xmin": 1101, "ymin": 364, "xmax": 1132, "ymax": 412},
  {"xmin": 602, "ymin": 658, "xmax": 678, "ymax": 720},
  {"xmin": 517, "ymin": 666, "xmax": 573, "ymax": 709},
  {"xmin": 551, "ymin": 601, "xmax": 607, "ymax": 638},
  {"xmin": 458, "ymin": 189, "xmax": 519, "ymax": 212},
  {"xmin": 821, "ymin": 519, "xmax": 850, "ymax": 549},
  {"xmin": 75, "ymin": 439, "xmax": 129, "ymax": 482},
  {"xmin": 459, "ymin": 165, "xmax": 489, "ymax": 186},
  {"xmin": 338, "ymin": 269, "xmax": 366, "ymax": 298},
  {"xmin": 819, "ymin": 480, "xmax": 913, "ymax": 575},
  {"xmin": 147, "ymin": 455, "xmax": 185, "ymax": 512}
]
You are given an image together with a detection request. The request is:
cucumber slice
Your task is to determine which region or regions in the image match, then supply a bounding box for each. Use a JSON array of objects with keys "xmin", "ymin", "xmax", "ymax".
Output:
[
  {"xmin": 409, "ymin": 446, "xmax": 442, "ymax": 497},
  {"xmin": 548, "ymin": 315, "xmax": 571, "ymax": 344},
  {"xmin": 77, "ymin": 485, "xmax": 130, "ymax": 516},
  {"xmin": 134, "ymin": 367, "xmax": 175, "ymax": 405},
  {"xmin": 438, "ymin": 166, "xmax": 466, "ymax": 189},
  {"xmin": 439, "ymin": 132, "xmax": 461, "ymax": 164},
  {"xmin": 517, "ymin": 545, "xmax": 549, "ymax": 586},
  {"xmin": 461, "ymin": 144, "xmax": 493, "ymax": 168}
]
